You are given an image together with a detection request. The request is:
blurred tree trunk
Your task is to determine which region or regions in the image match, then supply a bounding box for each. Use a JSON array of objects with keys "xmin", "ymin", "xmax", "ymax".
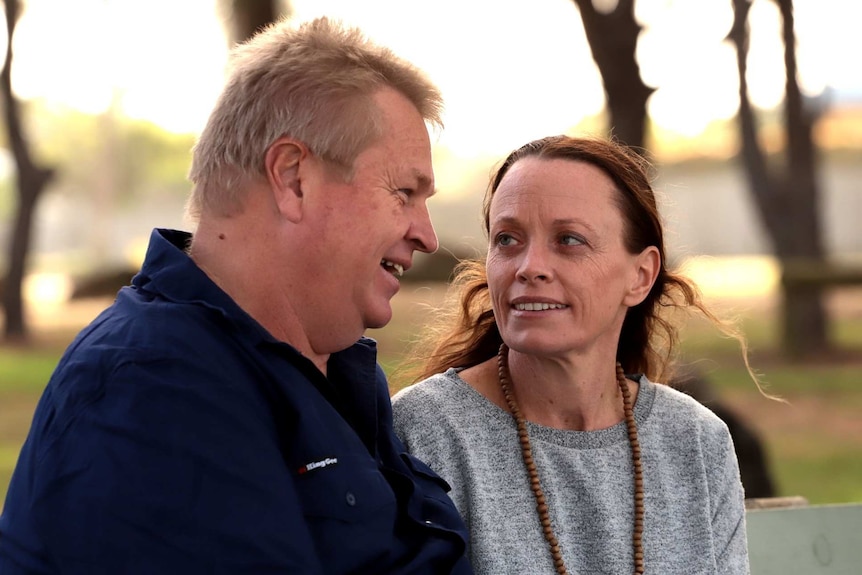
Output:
[
  {"xmin": 1, "ymin": 0, "xmax": 55, "ymax": 343},
  {"xmin": 570, "ymin": 0, "xmax": 654, "ymax": 150},
  {"xmin": 728, "ymin": 0, "xmax": 828, "ymax": 357},
  {"xmin": 222, "ymin": 0, "xmax": 288, "ymax": 45}
]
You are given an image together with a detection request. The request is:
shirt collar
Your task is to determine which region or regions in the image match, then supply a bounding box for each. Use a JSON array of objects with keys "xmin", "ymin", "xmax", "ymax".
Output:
[{"xmin": 133, "ymin": 228, "xmax": 380, "ymax": 369}]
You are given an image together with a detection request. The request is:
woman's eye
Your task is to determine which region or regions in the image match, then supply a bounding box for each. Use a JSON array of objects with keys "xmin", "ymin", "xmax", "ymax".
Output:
[
  {"xmin": 495, "ymin": 233, "xmax": 516, "ymax": 246},
  {"xmin": 561, "ymin": 234, "xmax": 584, "ymax": 246}
]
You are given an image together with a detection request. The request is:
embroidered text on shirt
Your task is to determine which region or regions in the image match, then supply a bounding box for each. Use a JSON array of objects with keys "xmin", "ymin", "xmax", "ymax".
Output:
[{"xmin": 298, "ymin": 457, "xmax": 338, "ymax": 474}]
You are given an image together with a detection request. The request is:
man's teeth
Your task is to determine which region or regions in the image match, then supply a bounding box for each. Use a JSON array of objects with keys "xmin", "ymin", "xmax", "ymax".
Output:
[
  {"xmin": 514, "ymin": 302, "xmax": 567, "ymax": 311},
  {"xmin": 382, "ymin": 260, "xmax": 404, "ymax": 277}
]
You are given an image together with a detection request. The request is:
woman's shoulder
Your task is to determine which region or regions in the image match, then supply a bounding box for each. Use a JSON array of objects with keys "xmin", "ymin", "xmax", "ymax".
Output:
[
  {"xmin": 392, "ymin": 368, "xmax": 501, "ymax": 456},
  {"xmin": 392, "ymin": 368, "xmax": 466, "ymax": 406},
  {"xmin": 644, "ymin": 377, "xmax": 731, "ymax": 435},
  {"xmin": 391, "ymin": 369, "xmax": 484, "ymax": 430}
]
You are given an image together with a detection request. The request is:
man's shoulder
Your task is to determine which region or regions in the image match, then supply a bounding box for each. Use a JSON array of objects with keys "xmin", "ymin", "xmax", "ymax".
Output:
[
  {"xmin": 44, "ymin": 291, "xmax": 266, "ymax": 423},
  {"xmin": 61, "ymin": 295, "xmax": 221, "ymax": 367}
]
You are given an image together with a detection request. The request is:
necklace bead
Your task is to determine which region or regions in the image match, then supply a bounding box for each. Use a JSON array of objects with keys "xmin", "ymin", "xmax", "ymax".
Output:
[{"xmin": 496, "ymin": 344, "xmax": 646, "ymax": 575}]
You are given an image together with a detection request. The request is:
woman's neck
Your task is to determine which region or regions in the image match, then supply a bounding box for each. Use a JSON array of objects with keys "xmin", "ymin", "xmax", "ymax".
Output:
[{"xmin": 516, "ymin": 351, "xmax": 625, "ymax": 430}]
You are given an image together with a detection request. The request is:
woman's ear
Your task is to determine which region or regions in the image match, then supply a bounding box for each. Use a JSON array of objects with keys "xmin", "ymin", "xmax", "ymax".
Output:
[
  {"xmin": 623, "ymin": 246, "xmax": 661, "ymax": 307},
  {"xmin": 264, "ymin": 137, "xmax": 307, "ymax": 223}
]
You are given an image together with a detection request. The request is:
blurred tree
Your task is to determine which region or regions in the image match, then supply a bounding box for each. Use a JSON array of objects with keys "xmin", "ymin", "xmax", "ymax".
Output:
[
  {"xmin": 729, "ymin": 0, "xmax": 828, "ymax": 356},
  {"xmin": 574, "ymin": 0, "xmax": 830, "ymax": 357},
  {"xmin": 570, "ymin": 0, "xmax": 653, "ymax": 150},
  {"xmin": 33, "ymin": 108, "xmax": 195, "ymax": 203},
  {"xmin": 1, "ymin": 0, "xmax": 55, "ymax": 342},
  {"xmin": 220, "ymin": 0, "xmax": 291, "ymax": 45}
]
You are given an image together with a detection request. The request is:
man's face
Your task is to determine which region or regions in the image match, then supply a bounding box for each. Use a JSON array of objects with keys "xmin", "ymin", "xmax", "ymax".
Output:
[{"xmin": 295, "ymin": 88, "xmax": 438, "ymax": 354}]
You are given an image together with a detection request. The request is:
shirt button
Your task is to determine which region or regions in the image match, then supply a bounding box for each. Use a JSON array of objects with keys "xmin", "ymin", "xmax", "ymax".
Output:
[{"xmin": 345, "ymin": 492, "xmax": 356, "ymax": 506}]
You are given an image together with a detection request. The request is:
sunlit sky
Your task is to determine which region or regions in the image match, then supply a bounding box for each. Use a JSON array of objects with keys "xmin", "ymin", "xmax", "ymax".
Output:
[{"xmin": 7, "ymin": 0, "xmax": 862, "ymax": 159}]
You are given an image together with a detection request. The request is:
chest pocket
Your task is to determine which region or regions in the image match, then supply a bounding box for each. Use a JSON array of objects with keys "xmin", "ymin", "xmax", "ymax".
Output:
[
  {"xmin": 296, "ymin": 456, "xmax": 396, "ymax": 573},
  {"xmin": 294, "ymin": 454, "xmax": 397, "ymax": 567},
  {"xmin": 295, "ymin": 454, "xmax": 396, "ymax": 520}
]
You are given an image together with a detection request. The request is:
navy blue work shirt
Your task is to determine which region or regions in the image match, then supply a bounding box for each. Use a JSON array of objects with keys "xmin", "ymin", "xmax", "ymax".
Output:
[{"xmin": 0, "ymin": 228, "xmax": 472, "ymax": 574}]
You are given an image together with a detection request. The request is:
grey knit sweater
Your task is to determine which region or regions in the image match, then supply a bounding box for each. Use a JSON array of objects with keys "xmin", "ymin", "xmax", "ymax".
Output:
[{"xmin": 392, "ymin": 369, "xmax": 750, "ymax": 575}]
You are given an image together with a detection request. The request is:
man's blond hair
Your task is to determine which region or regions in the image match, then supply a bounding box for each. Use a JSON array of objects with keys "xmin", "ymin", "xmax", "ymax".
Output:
[{"xmin": 187, "ymin": 16, "xmax": 443, "ymax": 221}]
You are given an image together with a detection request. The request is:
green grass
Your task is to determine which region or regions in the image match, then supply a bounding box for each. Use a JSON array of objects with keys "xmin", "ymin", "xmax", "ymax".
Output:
[
  {"xmin": 770, "ymin": 445, "xmax": 862, "ymax": 505},
  {"xmin": 673, "ymin": 303, "xmax": 862, "ymax": 505},
  {"xmin": 0, "ymin": 347, "xmax": 60, "ymax": 511},
  {"xmin": 678, "ymin": 341, "xmax": 862, "ymax": 505},
  {"xmin": 698, "ymin": 364, "xmax": 862, "ymax": 396},
  {"xmin": 0, "ymin": 348, "xmax": 60, "ymax": 392},
  {"xmin": 0, "ymin": 444, "xmax": 24, "ymax": 508}
]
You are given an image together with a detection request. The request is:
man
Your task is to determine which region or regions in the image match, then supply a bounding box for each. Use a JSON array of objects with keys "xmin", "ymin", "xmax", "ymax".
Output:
[{"xmin": 0, "ymin": 17, "xmax": 471, "ymax": 574}]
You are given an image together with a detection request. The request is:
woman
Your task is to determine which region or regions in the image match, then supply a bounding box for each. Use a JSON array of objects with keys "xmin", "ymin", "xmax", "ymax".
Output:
[{"xmin": 392, "ymin": 135, "xmax": 752, "ymax": 574}]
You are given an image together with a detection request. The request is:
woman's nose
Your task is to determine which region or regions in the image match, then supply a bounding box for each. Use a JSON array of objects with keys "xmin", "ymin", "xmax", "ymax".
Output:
[{"xmin": 516, "ymin": 244, "xmax": 552, "ymax": 283}]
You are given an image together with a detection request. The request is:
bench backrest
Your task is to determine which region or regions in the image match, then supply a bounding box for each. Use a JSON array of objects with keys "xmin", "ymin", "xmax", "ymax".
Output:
[{"xmin": 746, "ymin": 502, "xmax": 862, "ymax": 574}]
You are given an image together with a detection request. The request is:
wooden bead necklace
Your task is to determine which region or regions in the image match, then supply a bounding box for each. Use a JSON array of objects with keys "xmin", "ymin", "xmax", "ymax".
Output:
[{"xmin": 496, "ymin": 344, "xmax": 645, "ymax": 575}]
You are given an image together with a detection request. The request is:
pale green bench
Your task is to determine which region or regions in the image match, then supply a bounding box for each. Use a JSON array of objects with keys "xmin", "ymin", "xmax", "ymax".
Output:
[{"xmin": 745, "ymin": 498, "xmax": 862, "ymax": 574}]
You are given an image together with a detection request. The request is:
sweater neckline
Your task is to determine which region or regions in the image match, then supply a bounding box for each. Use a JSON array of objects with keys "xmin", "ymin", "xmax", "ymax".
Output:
[{"xmin": 445, "ymin": 367, "xmax": 657, "ymax": 450}]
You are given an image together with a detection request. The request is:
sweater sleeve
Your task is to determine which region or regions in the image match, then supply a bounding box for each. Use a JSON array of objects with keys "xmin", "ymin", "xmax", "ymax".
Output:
[{"xmin": 709, "ymin": 425, "xmax": 751, "ymax": 575}]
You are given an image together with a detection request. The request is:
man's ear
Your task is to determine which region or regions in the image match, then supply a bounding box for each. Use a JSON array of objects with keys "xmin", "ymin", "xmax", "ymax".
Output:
[
  {"xmin": 264, "ymin": 137, "xmax": 307, "ymax": 223},
  {"xmin": 623, "ymin": 246, "xmax": 661, "ymax": 307}
]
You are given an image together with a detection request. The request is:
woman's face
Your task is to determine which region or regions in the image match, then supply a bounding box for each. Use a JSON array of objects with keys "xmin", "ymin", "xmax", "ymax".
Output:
[{"xmin": 486, "ymin": 156, "xmax": 656, "ymax": 360}]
